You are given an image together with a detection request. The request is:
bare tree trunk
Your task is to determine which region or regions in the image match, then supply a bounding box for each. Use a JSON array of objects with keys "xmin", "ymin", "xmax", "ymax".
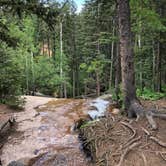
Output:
[
  {"xmin": 60, "ymin": 21, "xmax": 63, "ymax": 98},
  {"xmin": 115, "ymin": 41, "xmax": 121, "ymax": 101},
  {"xmin": 76, "ymin": 64, "xmax": 80, "ymax": 97},
  {"xmin": 64, "ymin": 80, "xmax": 67, "ymax": 98},
  {"xmin": 73, "ymin": 69, "xmax": 76, "ymax": 98},
  {"xmin": 156, "ymin": 40, "xmax": 162, "ymax": 92},
  {"xmin": 109, "ymin": 19, "xmax": 115, "ymax": 89},
  {"xmin": 31, "ymin": 52, "xmax": 35, "ymax": 95},
  {"xmin": 152, "ymin": 39, "xmax": 156, "ymax": 91},
  {"xmin": 42, "ymin": 39, "xmax": 45, "ymax": 55},
  {"xmin": 117, "ymin": 0, "xmax": 166, "ymax": 126},
  {"xmin": 48, "ymin": 36, "xmax": 51, "ymax": 57},
  {"xmin": 52, "ymin": 33, "xmax": 56, "ymax": 61},
  {"xmin": 117, "ymin": 0, "xmax": 137, "ymax": 113},
  {"xmin": 25, "ymin": 54, "xmax": 29, "ymax": 94},
  {"xmin": 96, "ymin": 71, "xmax": 100, "ymax": 97},
  {"xmin": 138, "ymin": 34, "xmax": 143, "ymax": 91}
]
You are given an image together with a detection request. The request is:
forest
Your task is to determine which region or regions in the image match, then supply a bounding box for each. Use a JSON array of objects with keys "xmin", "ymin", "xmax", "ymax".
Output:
[
  {"xmin": 0, "ymin": 0, "xmax": 166, "ymax": 166},
  {"xmin": 0, "ymin": 0, "xmax": 165, "ymax": 105}
]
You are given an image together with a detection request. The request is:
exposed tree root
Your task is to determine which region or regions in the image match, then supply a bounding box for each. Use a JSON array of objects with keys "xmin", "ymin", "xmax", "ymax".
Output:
[
  {"xmin": 141, "ymin": 152, "xmax": 148, "ymax": 166},
  {"xmin": 160, "ymin": 152, "xmax": 166, "ymax": 162},
  {"xmin": 150, "ymin": 136, "xmax": 166, "ymax": 148},
  {"xmin": 120, "ymin": 121, "xmax": 136, "ymax": 142},
  {"xmin": 117, "ymin": 142, "xmax": 141, "ymax": 166},
  {"xmin": 142, "ymin": 127, "xmax": 166, "ymax": 148},
  {"xmin": 145, "ymin": 112, "xmax": 157, "ymax": 129},
  {"xmin": 122, "ymin": 136, "xmax": 141, "ymax": 150},
  {"xmin": 129, "ymin": 100, "xmax": 166, "ymax": 130}
]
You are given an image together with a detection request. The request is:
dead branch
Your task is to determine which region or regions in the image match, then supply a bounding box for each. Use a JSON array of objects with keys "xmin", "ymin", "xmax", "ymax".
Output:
[{"xmin": 117, "ymin": 142, "xmax": 141, "ymax": 166}]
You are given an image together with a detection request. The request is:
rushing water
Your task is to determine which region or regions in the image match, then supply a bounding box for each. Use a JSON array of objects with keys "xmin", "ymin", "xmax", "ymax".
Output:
[{"xmin": 1, "ymin": 96, "xmax": 110, "ymax": 166}]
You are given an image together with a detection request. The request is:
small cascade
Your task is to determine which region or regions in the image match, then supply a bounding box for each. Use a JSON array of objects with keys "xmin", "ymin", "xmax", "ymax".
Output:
[{"xmin": 87, "ymin": 95, "xmax": 111, "ymax": 120}]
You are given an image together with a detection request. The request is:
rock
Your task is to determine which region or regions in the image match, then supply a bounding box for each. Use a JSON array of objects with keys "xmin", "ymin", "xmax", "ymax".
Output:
[
  {"xmin": 112, "ymin": 108, "xmax": 120, "ymax": 115},
  {"xmin": 7, "ymin": 161, "xmax": 25, "ymax": 166},
  {"xmin": 98, "ymin": 94, "xmax": 112, "ymax": 100}
]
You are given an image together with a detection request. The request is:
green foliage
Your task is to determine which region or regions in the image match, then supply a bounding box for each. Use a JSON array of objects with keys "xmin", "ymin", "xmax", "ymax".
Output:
[
  {"xmin": 80, "ymin": 120, "xmax": 99, "ymax": 129},
  {"xmin": 0, "ymin": 42, "xmax": 24, "ymax": 106},
  {"xmin": 34, "ymin": 56, "xmax": 62, "ymax": 95},
  {"xmin": 0, "ymin": 0, "xmax": 166, "ymax": 105},
  {"xmin": 137, "ymin": 88, "xmax": 166, "ymax": 100}
]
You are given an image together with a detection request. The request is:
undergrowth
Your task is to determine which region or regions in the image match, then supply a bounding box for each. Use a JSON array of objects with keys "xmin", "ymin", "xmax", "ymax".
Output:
[{"xmin": 137, "ymin": 88, "xmax": 166, "ymax": 100}]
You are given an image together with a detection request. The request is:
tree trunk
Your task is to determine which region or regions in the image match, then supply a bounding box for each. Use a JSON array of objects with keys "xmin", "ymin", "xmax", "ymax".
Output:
[
  {"xmin": 96, "ymin": 71, "xmax": 100, "ymax": 97},
  {"xmin": 115, "ymin": 41, "xmax": 121, "ymax": 101},
  {"xmin": 117, "ymin": 0, "xmax": 137, "ymax": 113},
  {"xmin": 72, "ymin": 69, "xmax": 76, "ymax": 98},
  {"xmin": 60, "ymin": 21, "xmax": 63, "ymax": 98},
  {"xmin": 31, "ymin": 52, "xmax": 35, "ymax": 95},
  {"xmin": 52, "ymin": 31, "xmax": 56, "ymax": 62},
  {"xmin": 25, "ymin": 54, "xmax": 29, "ymax": 94},
  {"xmin": 152, "ymin": 39, "xmax": 156, "ymax": 91},
  {"xmin": 48, "ymin": 36, "xmax": 51, "ymax": 57},
  {"xmin": 109, "ymin": 19, "xmax": 115, "ymax": 89},
  {"xmin": 156, "ymin": 40, "xmax": 162, "ymax": 92},
  {"xmin": 138, "ymin": 34, "xmax": 143, "ymax": 91}
]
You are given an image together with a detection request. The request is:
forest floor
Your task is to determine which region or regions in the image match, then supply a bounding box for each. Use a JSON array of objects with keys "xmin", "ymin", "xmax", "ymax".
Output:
[
  {"xmin": 0, "ymin": 97, "xmax": 165, "ymax": 166},
  {"xmin": 79, "ymin": 98, "xmax": 166, "ymax": 166}
]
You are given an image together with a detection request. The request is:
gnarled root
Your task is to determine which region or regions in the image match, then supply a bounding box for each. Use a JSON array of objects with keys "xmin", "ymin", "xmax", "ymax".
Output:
[
  {"xmin": 117, "ymin": 142, "xmax": 141, "ymax": 166},
  {"xmin": 120, "ymin": 122, "xmax": 136, "ymax": 141},
  {"xmin": 142, "ymin": 127, "xmax": 166, "ymax": 148},
  {"xmin": 146, "ymin": 112, "xmax": 157, "ymax": 130},
  {"xmin": 128, "ymin": 100, "xmax": 166, "ymax": 130}
]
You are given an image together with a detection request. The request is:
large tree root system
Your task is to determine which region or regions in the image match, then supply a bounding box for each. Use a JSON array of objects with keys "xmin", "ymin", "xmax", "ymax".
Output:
[{"xmin": 78, "ymin": 113, "xmax": 166, "ymax": 166}]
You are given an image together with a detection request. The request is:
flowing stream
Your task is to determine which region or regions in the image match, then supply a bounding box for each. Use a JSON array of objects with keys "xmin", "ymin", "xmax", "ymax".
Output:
[{"xmin": 1, "ymin": 95, "xmax": 111, "ymax": 166}]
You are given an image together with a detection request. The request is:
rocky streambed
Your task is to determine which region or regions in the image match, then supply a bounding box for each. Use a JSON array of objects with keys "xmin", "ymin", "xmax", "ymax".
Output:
[{"xmin": 0, "ymin": 95, "xmax": 113, "ymax": 166}]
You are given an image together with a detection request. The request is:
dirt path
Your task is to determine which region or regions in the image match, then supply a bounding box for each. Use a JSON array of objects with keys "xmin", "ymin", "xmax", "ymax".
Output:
[{"xmin": 0, "ymin": 96, "xmax": 91, "ymax": 166}]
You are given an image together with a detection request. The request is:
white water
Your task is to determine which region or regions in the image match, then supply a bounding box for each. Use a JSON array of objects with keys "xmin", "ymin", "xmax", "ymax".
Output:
[{"xmin": 88, "ymin": 97, "xmax": 110, "ymax": 119}]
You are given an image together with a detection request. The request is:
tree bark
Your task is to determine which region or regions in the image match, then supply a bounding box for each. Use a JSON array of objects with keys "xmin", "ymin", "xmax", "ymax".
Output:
[
  {"xmin": 109, "ymin": 19, "xmax": 115, "ymax": 89},
  {"xmin": 156, "ymin": 40, "xmax": 162, "ymax": 92},
  {"xmin": 115, "ymin": 41, "xmax": 121, "ymax": 101},
  {"xmin": 96, "ymin": 70, "xmax": 100, "ymax": 97},
  {"xmin": 117, "ymin": 0, "xmax": 137, "ymax": 112},
  {"xmin": 152, "ymin": 39, "xmax": 156, "ymax": 91},
  {"xmin": 60, "ymin": 21, "xmax": 63, "ymax": 98}
]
